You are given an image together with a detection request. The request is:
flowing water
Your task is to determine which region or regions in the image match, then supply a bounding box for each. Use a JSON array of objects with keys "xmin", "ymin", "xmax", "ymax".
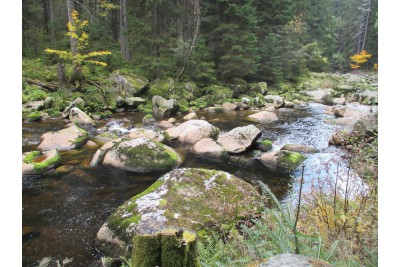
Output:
[{"xmin": 22, "ymin": 103, "xmax": 356, "ymax": 266}]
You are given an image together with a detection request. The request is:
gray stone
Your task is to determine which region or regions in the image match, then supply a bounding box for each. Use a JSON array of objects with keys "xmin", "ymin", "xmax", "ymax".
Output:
[
  {"xmin": 69, "ymin": 107, "xmax": 96, "ymax": 126},
  {"xmin": 264, "ymin": 95, "xmax": 284, "ymax": 108},
  {"xmin": 166, "ymin": 120, "xmax": 220, "ymax": 145},
  {"xmin": 183, "ymin": 112, "xmax": 198, "ymax": 121},
  {"xmin": 280, "ymin": 144, "xmax": 318, "ymax": 153},
  {"xmin": 193, "ymin": 138, "xmax": 227, "ymax": 158},
  {"xmin": 247, "ymin": 111, "xmax": 279, "ymax": 124},
  {"xmin": 37, "ymin": 125, "xmax": 88, "ymax": 151},
  {"xmin": 152, "ymin": 95, "xmax": 176, "ymax": 120},
  {"xmin": 258, "ymin": 253, "xmax": 332, "ymax": 267},
  {"xmin": 109, "ymin": 71, "xmax": 148, "ymax": 96},
  {"xmin": 304, "ymin": 89, "xmax": 333, "ymax": 105},
  {"xmin": 222, "ymin": 102, "xmax": 238, "ymax": 111},
  {"xmin": 217, "ymin": 125, "xmax": 261, "ymax": 154}
]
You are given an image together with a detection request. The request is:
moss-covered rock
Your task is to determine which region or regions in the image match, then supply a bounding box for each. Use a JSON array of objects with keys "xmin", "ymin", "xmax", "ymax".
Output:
[
  {"xmin": 250, "ymin": 82, "xmax": 268, "ymax": 95},
  {"xmin": 201, "ymin": 85, "xmax": 233, "ymax": 104},
  {"xmin": 257, "ymin": 139, "xmax": 273, "ymax": 152},
  {"xmin": 69, "ymin": 107, "xmax": 96, "ymax": 126},
  {"xmin": 26, "ymin": 111, "xmax": 42, "ymax": 122},
  {"xmin": 152, "ymin": 95, "xmax": 176, "ymax": 120},
  {"xmin": 147, "ymin": 78, "xmax": 175, "ymax": 98},
  {"xmin": 22, "ymin": 149, "xmax": 61, "ymax": 175},
  {"xmin": 110, "ymin": 71, "xmax": 148, "ymax": 97},
  {"xmin": 37, "ymin": 125, "xmax": 89, "ymax": 151},
  {"xmin": 101, "ymin": 137, "xmax": 181, "ymax": 172},
  {"xmin": 259, "ymin": 150, "xmax": 307, "ymax": 171},
  {"xmin": 96, "ymin": 168, "xmax": 262, "ymax": 256}
]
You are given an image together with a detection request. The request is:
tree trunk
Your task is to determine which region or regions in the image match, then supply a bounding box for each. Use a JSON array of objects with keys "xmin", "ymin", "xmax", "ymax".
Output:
[
  {"xmin": 48, "ymin": 0, "xmax": 56, "ymax": 44},
  {"xmin": 57, "ymin": 63, "xmax": 67, "ymax": 84},
  {"xmin": 177, "ymin": 0, "xmax": 201, "ymax": 81},
  {"xmin": 67, "ymin": 0, "xmax": 84, "ymax": 86},
  {"xmin": 119, "ymin": 0, "xmax": 131, "ymax": 61}
]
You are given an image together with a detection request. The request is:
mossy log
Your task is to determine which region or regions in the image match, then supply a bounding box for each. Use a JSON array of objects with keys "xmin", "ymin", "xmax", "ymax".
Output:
[
  {"xmin": 132, "ymin": 229, "xmax": 200, "ymax": 267},
  {"xmin": 23, "ymin": 77, "xmax": 58, "ymax": 92}
]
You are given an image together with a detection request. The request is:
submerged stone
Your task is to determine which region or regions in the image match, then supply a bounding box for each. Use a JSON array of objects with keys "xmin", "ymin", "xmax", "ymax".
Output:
[
  {"xmin": 96, "ymin": 168, "xmax": 262, "ymax": 256},
  {"xmin": 22, "ymin": 149, "xmax": 61, "ymax": 175}
]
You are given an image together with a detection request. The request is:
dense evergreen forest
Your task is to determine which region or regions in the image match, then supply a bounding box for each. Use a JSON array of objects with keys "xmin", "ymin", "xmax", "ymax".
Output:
[{"xmin": 23, "ymin": 0, "xmax": 377, "ymax": 84}]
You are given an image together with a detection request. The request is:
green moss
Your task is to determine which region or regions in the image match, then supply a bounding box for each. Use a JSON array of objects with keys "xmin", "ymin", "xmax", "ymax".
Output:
[
  {"xmin": 73, "ymin": 127, "xmax": 89, "ymax": 147},
  {"xmin": 147, "ymin": 78, "xmax": 175, "ymax": 98},
  {"xmin": 132, "ymin": 233, "xmax": 161, "ymax": 267},
  {"xmin": 259, "ymin": 140, "xmax": 273, "ymax": 151},
  {"xmin": 26, "ymin": 111, "xmax": 42, "ymax": 121},
  {"xmin": 100, "ymin": 131, "xmax": 118, "ymax": 140},
  {"xmin": 277, "ymin": 150, "xmax": 307, "ymax": 169},
  {"xmin": 144, "ymin": 114, "xmax": 154, "ymax": 119},
  {"xmin": 23, "ymin": 151, "xmax": 41, "ymax": 163},
  {"xmin": 33, "ymin": 153, "xmax": 61, "ymax": 172}
]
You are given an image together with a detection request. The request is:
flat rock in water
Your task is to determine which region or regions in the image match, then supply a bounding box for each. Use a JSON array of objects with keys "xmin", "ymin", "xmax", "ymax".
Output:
[
  {"xmin": 128, "ymin": 128, "xmax": 165, "ymax": 143},
  {"xmin": 37, "ymin": 125, "xmax": 88, "ymax": 151},
  {"xmin": 102, "ymin": 137, "xmax": 181, "ymax": 172},
  {"xmin": 183, "ymin": 112, "xmax": 198, "ymax": 121},
  {"xmin": 96, "ymin": 168, "xmax": 261, "ymax": 257},
  {"xmin": 247, "ymin": 111, "xmax": 279, "ymax": 124},
  {"xmin": 193, "ymin": 138, "xmax": 227, "ymax": 158},
  {"xmin": 217, "ymin": 125, "xmax": 262, "ymax": 154},
  {"xmin": 166, "ymin": 120, "xmax": 220, "ymax": 145}
]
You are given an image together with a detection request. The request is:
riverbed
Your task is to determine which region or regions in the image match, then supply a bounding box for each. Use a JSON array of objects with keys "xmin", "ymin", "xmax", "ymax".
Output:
[{"xmin": 22, "ymin": 103, "xmax": 354, "ymax": 266}]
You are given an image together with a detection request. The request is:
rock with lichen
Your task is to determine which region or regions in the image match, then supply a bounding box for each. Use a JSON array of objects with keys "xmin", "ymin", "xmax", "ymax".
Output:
[
  {"xmin": 96, "ymin": 168, "xmax": 262, "ymax": 257},
  {"xmin": 99, "ymin": 137, "xmax": 181, "ymax": 172},
  {"xmin": 37, "ymin": 125, "xmax": 88, "ymax": 151},
  {"xmin": 258, "ymin": 150, "xmax": 307, "ymax": 171}
]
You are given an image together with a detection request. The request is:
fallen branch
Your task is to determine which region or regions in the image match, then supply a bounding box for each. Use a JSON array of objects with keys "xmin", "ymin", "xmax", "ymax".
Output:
[{"xmin": 23, "ymin": 78, "xmax": 59, "ymax": 92}]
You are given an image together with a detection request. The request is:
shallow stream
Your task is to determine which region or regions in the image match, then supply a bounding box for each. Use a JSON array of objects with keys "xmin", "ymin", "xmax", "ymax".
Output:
[{"xmin": 22, "ymin": 103, "xmax": 355, "ymax": 266}]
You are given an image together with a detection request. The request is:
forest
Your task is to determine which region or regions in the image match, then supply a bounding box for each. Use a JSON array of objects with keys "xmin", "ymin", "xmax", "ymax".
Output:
[{"xmin": 22, "ymin": 0, "xmax": 378, "ymax": 267}]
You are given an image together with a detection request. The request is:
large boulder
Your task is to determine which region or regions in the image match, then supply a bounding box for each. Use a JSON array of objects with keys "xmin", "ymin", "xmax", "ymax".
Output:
[
  {"xmin": 257, "ymin": 253, "xmax": 332, "ymax": 267},
  {"xmin": 193, "ymin": 138, "xmax": 227, "ymax": 158},
  {"xmin": 96, "ymin": 168, "xmax": 262, "ymax": 256},
  {"xmin": 264, "ymin": 95, "xmax": 284, "ymax": 108},
  {"xmin": 69, "ymin": 107, "xmax": 96, "ymax": 126},
  {"xmin": 22, "ymin": 149, "xmax": 61, "ymax": 175},
  {"xmin": 247, "ymin": 111, "xmax": 279, "ymax": 124},
  {"xmin": 22, "ymin": 101, "xmax": 44, "ymax": 113},
  {"xmin": 259, "ymin": 150, "xmax": 307, "ymax": 171},
  {"xmin": 222, "ymin": 102, "xmax": 238, "ymax": 111},
  {"xmin": 101, "ymin": 137, "xmax": 181, "ymax": 172},
  {"xmin": 304, "ymin": 89, "xmax": 333, "ymax": 105},
  {"xmin": 166, "ymin": 120, "xmax": 220, "ymax": 145},
  {"xmin": 37, "ymin": 125, "xmax": 88, "ymax": 151},
  {"xmin": 109, "ymin": 71, "xmax": 148, "ymax": 97},
  {"xmin": 251, "ymin": 82, "xmax": 268, "ymax": 95},
  {"xmin": 152, "ymin": 95, "xmax": 176, "ymax": 120},
  {"xmin": 217, "ymin": 125, "xmax": 262, "ymax": 154}
]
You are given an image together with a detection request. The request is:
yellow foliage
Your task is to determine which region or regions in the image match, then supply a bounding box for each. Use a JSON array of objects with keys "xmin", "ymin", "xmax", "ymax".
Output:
[
  {"xmin": 45, "ymin": 10, "xmax": 111, "ymax": 69},
  {"xmin": 374, "ymin": 63, "xmax": 378, "ymax": 71},
  {"xmin": 350, "ymin": 50, "xmax": 372, "ymax": 69}
]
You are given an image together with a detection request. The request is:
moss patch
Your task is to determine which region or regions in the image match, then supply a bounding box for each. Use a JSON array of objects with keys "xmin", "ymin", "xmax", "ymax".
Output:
[
  {"xmin": 23, "ymin": 151, "xmax": 42, "ymax": 163},
  {"xmin": 33, "ymin": 153, "xmax": 61, "ymax": 172},
  {"xmin": 26, "ymin": 111, "xmax": 42, "ymax": 121},
  {"xmin": 277, "ymin": 150, "xmax": 307, "ymax": 170}
]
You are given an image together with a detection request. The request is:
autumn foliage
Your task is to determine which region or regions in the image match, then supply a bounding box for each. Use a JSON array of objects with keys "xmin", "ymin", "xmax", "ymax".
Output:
[
  {"xmin": 349, "ymin": 50, "xmax": 372, "ymax": 69},
  {"xmin": 45, "ymin": 10, "xmax": 111, "ymax": 68}
]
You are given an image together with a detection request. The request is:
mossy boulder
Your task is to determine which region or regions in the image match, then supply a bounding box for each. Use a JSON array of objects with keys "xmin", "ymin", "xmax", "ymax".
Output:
[
  {"xmin": 201, "ymin": 85, "xmax": 233, "ymax": 104},
  {"xmin": 61, "ymin": 97, "xmax": 85, "ymax": 118},
  {"xmin": 250, "ymin": 82, "xmax": 268, "ymax": 95},
  {"xmin": 26, "ymin": 111, "xmax": 42, "ymax": 122},
  {"xmin": 142, "ymin": 114, "xmax": 156, "ymax": 126},
  {"xmin": 22, "ymin": 149, "xmax": 61, "ymax": 175},
  {"xmin": 37, "ymin": 125, "xmax": 89, "ymax": 151},
  {"xmin": 259, "ymin": 150, "xmax": 307, "ymax": 171},
  {"xmin": 166, "ymin": 120, "xmax": 220, "ymax": 145},
  {"xmin": 147, "ymin": 78, "xmax": 175, "ymax": 98},
  {"xmin": 264, "ymin": 95, "xmax": 284, "ymax": 108},
  {"xmin": 110, "ymin": 71, "xmax": 148, "ymax": 97},
  {"xmin": 101, "ymin": 137, "xmax": 181, "ymax": 172},
  {"xmin": 152, "ymin": 95, "xmax": 176, "ymax": 120},
  {"xmin": 96, "ymin": 168, "xmax": 262, "ymax": 256}
]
